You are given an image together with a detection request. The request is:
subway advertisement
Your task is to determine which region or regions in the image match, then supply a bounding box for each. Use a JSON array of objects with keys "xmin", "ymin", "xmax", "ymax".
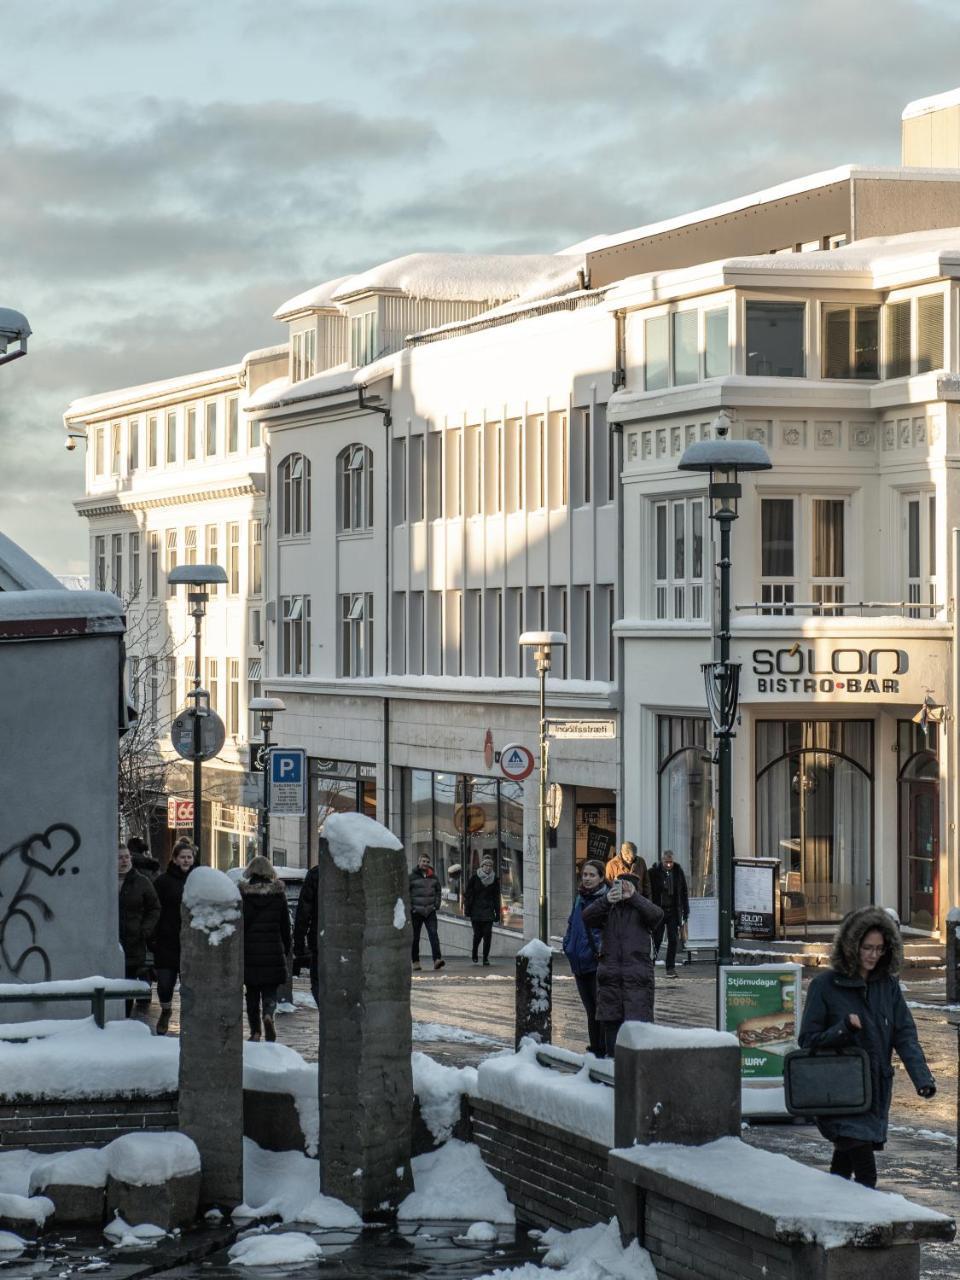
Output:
[{"xmin": 720, "ymin": 964, "xmax": 802, "ymax": 1079}]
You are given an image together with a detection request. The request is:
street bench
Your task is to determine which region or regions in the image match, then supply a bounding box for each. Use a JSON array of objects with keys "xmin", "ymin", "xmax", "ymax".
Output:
[
  {"xmin": 0, "ymin": 979, "xmax": 151, "ymax": 1029},
  {"xmin": 610, "ymin": 1135, "xmax": 955, "ymax": 1280}
]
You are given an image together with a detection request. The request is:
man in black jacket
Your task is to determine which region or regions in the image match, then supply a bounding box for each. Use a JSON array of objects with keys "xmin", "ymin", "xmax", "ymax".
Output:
[
  {"xmin": 649, "ymin": 850, "xmax": 689, "ymax": 979},
  {"xmin": 118, "ymin": 846, "xmax": 160, "ymax": 1015},
  {"xmin": 292, "ymin": 863, "xmax": 321, "ymax": 1007},
  {"xmin": 409, "ymin": 853, "xmax": 445, "ymax": 971}
]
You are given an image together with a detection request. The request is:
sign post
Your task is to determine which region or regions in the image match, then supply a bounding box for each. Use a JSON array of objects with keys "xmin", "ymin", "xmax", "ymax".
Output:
[{"xmin": 270, "ymin": 748, "xmax": 307, "ymax": 818}]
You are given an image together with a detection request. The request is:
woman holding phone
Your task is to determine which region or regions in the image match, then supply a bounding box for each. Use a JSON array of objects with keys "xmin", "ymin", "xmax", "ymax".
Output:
[{"xmin": 582, "ymin": 872, "xmax": 663, "ymax": 1056}]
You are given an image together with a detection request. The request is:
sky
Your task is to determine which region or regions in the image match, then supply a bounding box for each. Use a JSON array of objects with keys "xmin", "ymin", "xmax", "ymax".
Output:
[{"xmin": 2, "ymin": 0, "xmax": 960, "ymax": 574}]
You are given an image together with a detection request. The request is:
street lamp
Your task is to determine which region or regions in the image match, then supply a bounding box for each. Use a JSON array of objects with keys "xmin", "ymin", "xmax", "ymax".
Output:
[
  {"xmin": 168, "ymin": 563, "xmax": 228, "ymax": 863},
  {"xmin": 679, "ymin": 413, "xmax": 771, "ymax": 1016},
  {"xmin": 519, "ymin": 630, "xmax": 567, "ymax": 942},
  {"xmin": 0, "ymin": 307, "xmax": 31, "ymax": 367},
  {"xmin": 249, "ymin": 696, "xmax": 286, "ymax": 860}
]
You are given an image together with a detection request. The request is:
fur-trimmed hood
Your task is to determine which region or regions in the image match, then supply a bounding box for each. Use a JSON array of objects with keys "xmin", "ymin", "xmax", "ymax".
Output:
[
  {"xmin": 239, "ymin": 877, "xmax": 285, "ymax": 897},
  {"xmin": 831, "ymin": 906, "xmax": 902, "ymax": 979}
]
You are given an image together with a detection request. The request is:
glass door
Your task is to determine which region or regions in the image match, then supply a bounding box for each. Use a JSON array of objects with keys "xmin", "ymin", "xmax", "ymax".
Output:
[{"xmin": 897, "ymin": 721, "xmax": 940, "ymax": 932}]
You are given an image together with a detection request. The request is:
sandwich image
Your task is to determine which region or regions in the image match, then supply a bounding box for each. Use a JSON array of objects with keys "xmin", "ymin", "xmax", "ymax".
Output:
[{"xmin": 736, "ymin": 1012, "xmax": 795, "ymax": 1047}]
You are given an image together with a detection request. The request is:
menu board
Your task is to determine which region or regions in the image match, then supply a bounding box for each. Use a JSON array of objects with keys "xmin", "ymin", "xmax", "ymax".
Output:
[{"xmin": 733, "ymin": 858, "xmax": 779, "ymax": 940}]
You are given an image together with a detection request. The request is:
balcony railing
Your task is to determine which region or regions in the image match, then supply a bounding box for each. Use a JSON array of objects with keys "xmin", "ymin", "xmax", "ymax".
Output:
[{"xmin": 736, "ymin": 600, "xmax": 944, "ymax": 619}]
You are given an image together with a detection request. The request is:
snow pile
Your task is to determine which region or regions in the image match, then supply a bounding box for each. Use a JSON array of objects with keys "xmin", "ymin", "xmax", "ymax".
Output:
[
  {"xmin": 518, "ymin": 939, "xmax": 552, "ymax": 1015},
  {"xmin": 398, "ymin": 1140, "xmax": 514, "ymax": 1223},
  {"xmin": 0, "ymin": 978, "xmax": 148, "ymax": 999},
  {"xmin": 0, "ymin": 1232, "xmax": 25, "ymax": 1256},
  {"xmin": 105, "ymin": 1132, "xmax": 199, "ymax": 1186},
  {"xmin": 463, "ymin": 1221, "xmax": 498, "ymax": 1242},
  {"xmin": 104, "ymin": 1217, "xmax": 166, "ymax": 1248},
  {"xmin": 617, "ymin": 1023, "xmax": 738, "ymax": 1051},
  {"xmin": 477, "ymin": 1040, "xmax": 613, "ymax": 1146},
  {"xmin": 234, "ymin": 1141, "xmax": 361, "ymax": 1228},
  {"xmin": 613, "ymin": 1137, "xmax": 951, "ymax": 1247},
  {"xmin": 527, "ymin": 1217, "xmax": 658, "ymax": 1280},
  {"xmin": 394, "ymin": 897, "xmax": 407, "ymax": 929},
  {"xmin": 244, "ymin": 1043, "xmax": 319, "ymax": 1156},
  {"xmin": 413, "ymin": 1022, "xmax": 502, "ymax": 1046},
  {"xmin": 30, "ymin": 1148, "xmax": 108, "ymax": 1193},
  {"xmin": 0, "ymin": 1151, "xmax": 44, "ymax": 1196},
  {"xmin": 182, "ymin": 866, "xmax": 241, "ymax": 945},
  {"xmin": 229, "ymin": 1231, "xmax": 323, "ymax": 1267},
  {"xmin": 0, "ymin": 1192, "xmax": 53, "ymax": 1225},
  {"xmin": 331, "ymin": 252, "xmax": 577, "ymax": 305},
  {"xmin": 0, "ymin": 1018, "xmax": 179, "ymax": 1100},
  {"xmin": 412, "ymin": 1052, "xmax": 477, "ymax": 1142},
  {"xmin": 323, "ymin": 812, "xmax": 402, "ymax": 872}
]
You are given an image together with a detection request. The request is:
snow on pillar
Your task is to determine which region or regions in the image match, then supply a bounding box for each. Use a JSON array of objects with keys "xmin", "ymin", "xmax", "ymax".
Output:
[
  {"xmin": 178, "ymin": 867, "xmax": 244, "ymax": 1208},
  {"xmin": 515, "ymin": 938, "xmax": 552, "ymax": 1048},
  {"xmin": 316, "ymin": 813, "xmax": 413, "ymax": 1219}
]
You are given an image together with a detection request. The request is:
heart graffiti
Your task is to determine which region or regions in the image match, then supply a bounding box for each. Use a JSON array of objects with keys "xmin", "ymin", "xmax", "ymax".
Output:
[{"xmin": 0, "ymin": 824, "xmax": 82, "ymax": 981}]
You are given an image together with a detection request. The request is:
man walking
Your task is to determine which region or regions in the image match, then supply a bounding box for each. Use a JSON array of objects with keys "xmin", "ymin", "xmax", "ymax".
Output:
[
  {"xmin": 117, "ymin": 845, "xmax": 160, "ymax": 1016},
  {"xmin": 604, "ymin": 841, "xmax": 651, "ymax": 899},
  {"xmin": 649, "ymin": 849, "xmax": 689, "ymax": 978},
  {"xmin": 292, "ymin": 862, "xmax": 321, "ymax": 1007},
  {"xmin": 409, "ymin": 853, "xmax": 445, "ymax": 971}
]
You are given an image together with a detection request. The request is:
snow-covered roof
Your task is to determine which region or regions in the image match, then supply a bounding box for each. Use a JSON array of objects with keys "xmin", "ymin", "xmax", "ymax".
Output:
[
  {"xmin": 903, "ymin": 87, "xmax": 960, "ymax": 120},
  {"xmin": 64, "ymin": 361, "xmax": 243, "ymax": 422},
  {"xmin": 245, "ymin": 354, "xmax": 396, "ymax": 414},
  {"xmin": 0, "ymin": 532, "xmax": 64, "ymax": 592},
  {"xmin": 0, "ymin": 589, "xmax": 124, "ymax": 637},
  {"xmin": 272, "ymin": 276, "xmax": 352, "ymax": 321},
  {"xmin": 243, "ymin": 341, "xmax": 289, "ymax": 363},
  {"xmin": 333, "ymin": 252, "xmax": 579, "ymax": 303}
]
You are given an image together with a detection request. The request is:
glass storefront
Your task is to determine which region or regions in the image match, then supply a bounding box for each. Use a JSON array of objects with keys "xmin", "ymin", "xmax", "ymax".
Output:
[
  {"xmin": 401, "ymin": 769, "xmax": 525, "ymax": 930},
  {"xmin": 309, "ymin": 758, "xmax": 377, "ymax": 863},
  {"xmin": 658, "ymin": 716, "xmax": 714, "ymax": 897},
  {"xmin": 212, "ymin": 801, "xmax": 258, "ymax": 870},
  {"xmin": 756, "ymin": 720, "xmax": 873, "ymax": 923},
  {"xmin": 898, "ymin": 720, "xmax": 940, "ymax": 931}
]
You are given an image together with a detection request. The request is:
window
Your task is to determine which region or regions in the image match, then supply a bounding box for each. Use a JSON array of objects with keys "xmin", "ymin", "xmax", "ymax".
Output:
[
  {"xmin": 292, "ymin": 329, "xmax": 317, "ymax": 382},
  {"xmin": 279, "ymin": 453, "xmax": 311, "ymax": 537},
  {"xmin": 704, "ymin": 307, "xmax": 731, "ymax": 379},
  {"xmin": 917, "ymin": 294, "xmax": 945, "ymax": 374},
  {"xmin": 392, "ymin": 438, "xmax": 407, "ymax": 524},
  {"xmin": 505, "ymin": 419, "xmax": 523, "ymax": 513},
  {"xmin": 548, "ymin": 412, "xmax": 567, "ymax": 508},
  {"xmin": 337, "ymin": 444, "xmax": 373, "ymax": 531},
  {"xmin": 653, "ymin": 497, "xmax": 705, "ymax": 620},
  {"xmin": 484, "ymin": 422, "xmax": 503, "ymax": 514},
  {"xmin": 165, "ymin": 411, "xmax": 177, "ymax": 464},
  {"xmin": 822, "ymin": 305, "xmax": 880, "ymax": 379},
  {"xmin": 549, "ymin": 587, "xmax": 568, "ymax": 677},
  {"xmin": 464, "ymin": 588, "xmax": 481, "ymax": 675},
  {"xmin": 148, "ymin": 532, "xmax": 160, "ymax": 598},
  {"xmin": 746, "ymin": 301, "xmax": 805, "ymax": 377},
  {"xmin": 350, "ymin": 311, "xmax": 378, "ymax": 367},
  {"xmin": 644, "ymin": 315, "xmax": 669, "ymax": 391},
  {"xmin": 205, "ymin": 658, "xmax": 219, "ymax": 713},
  {"xmin": 811, "ymin": 498, "xmax": 845, "ymax": 612},
  {"xmin": 250, "ymin": 608, "xmax": 263, "ymax": 649},
  {"xmin": 445, "ymin": 428, "xmax": 463, "ymax": 517},
  {"xmin": 444, "ymin": 590, "xmax": 462, "ymax": 675},
  {"xmin": 247, "ymin": 658, "xmax": 262, "ymax": 740},
  {"xmin": 885, "ymin": 300, "xmax": 911, "ymax": 378},
  {"xmin": 205, "ymin": 525, "xmax": 220, "ymax": 595},
  {"xmin": 227, "ymin": 522, "xmax": 240, "ymax": 595},
  {"xmin": 760, "ymin": 497, "xmax": 795, "ymax": 613},
  {"xmin": 339, "ymin": 593, "xmax": 373, "ymax": 676},
  {"xmin": 94, "ymin": 536, "xmax": 106, "ymax": 590},
  {"xmin": 186, "ymin": 408, "xmax": 198, "ymax": 461},
  {"xmin": 504, "ymin": 587, "xmax": 522, "ymax": 677},
  {"xmin": 129, "ymin": 532, "xmax": 140, "ymax": 596},
  {"xmin": 205, "ymin": 402, "xmax": 217, "ymax": 456},
  {"xmin": 464, "ymin": 426, "xmax": 481, "ymax": 516},
  {"xmin": 166, "ymin": 657, "xmax": 176, "ymax": 725},
  {"xmin": 147, "ymin": 416, "xmax": 158, "ymax": 467},
  {"xmin": 643, "ymin": 304, "xmax": 731, "ymax": 388},
  {"xmin": 111, "ymin": 423, "xmax": 122, "ymax": 476},
  {"xmin": 249, "ymin": 520, "xmax": 262, "ymax": 596},
  {"xmin": 601, "ymin": 583, "xmax": 616, "ymax": 682},
  {"xmin": 658, "ymin": 717, "xmax": 713, "ymax": 896},
  {"xmin": 227, "ymin": 658, "xmax": 240, "ymax": 736},
  {"xmin": 883, "ymin": 293, "xmax": 944, "ymax": 379},
  {"xmin": 94, "ymin": 428, "xmax": 105, "ymax": 476},
  {"xmin": 525, "ymin": 417, "xmax": 545, "ymax": 509},
  {"xmin": 573, "ymin": 585, "xmax": 592, "ymax": 679},
  {"xmin": 281, "ymin": 595, "xmax": 311, "ymax": 676},
  {"xmin": 484, "ymin": 588, "xmax": 503, "ymax": 677},
  {"xmin": 249, "ymin": 418, "xmax": 262, "ymax": 449},
  {"xmin": 227, "ymin": 397, "xmax": 239, "ymax": 453},
  {"xmin": 905, "ymin": 492, "xmax": 937, "ymax": 616},
  {"xmin": 760, "ymin": 495, "xmax": 848, "ymax": 614},
  {"xmin": 111, "ymin": 533, "xmax": 123, "ymax": 595},
  {"xmin": 426, "ymin": 432, "xmax": 442, "ymax": 520},
  {"xmin": 184, "ymin": 526, "xmax": 198, "ymax": 566},
  {"xmin": 127, "ymin": 420, "xmax": 140, "ymax": 473},
  {"xmin": 165, "ymin": 530, "xmax": 178, "ymax": 598},
  {"xmin": 391, "ymin": 592, "xmax": 407, "ymax": 674},
  {"xmin": 409, "ymin": 435, "xmax": 424, "ymax": 522},
  {"xmin": 573, "ymin": 409, "xmax": 592, "ymax": 507},
  {"xmin": 148, "ymin": 660, "xmax": 159, "ymax": 724},
  {"xmin": 409, "ymin": 591, "xmax": 425, "ymax": 675},
  {"xmin": 427, "ymin": 590, "xmax": 443, "ymax": 674},
  {"xmin": 673, "ymin": 311, "xmax": 698, "ymax": 386}
]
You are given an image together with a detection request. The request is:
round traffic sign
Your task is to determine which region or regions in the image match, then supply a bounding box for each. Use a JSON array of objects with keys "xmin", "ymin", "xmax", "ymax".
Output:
[
  {"xmin": 499, "ymin": 742, "xmax": 535, "ymax": 782},
  {"xmin": 171, "ymin": 708, "xmax": 226, "ymax": 762}
]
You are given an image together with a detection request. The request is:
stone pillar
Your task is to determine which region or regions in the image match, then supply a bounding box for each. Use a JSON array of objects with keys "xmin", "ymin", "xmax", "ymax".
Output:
[
  {"xmin": 947, "ymin": 908, "xmax": 960, "ymax": 1003},
  {"xmin": 178, "ymin": 866, "xmax": 244, "ymax": 1208},
  {"xmin": 515, "ymin": 938, "xmax": 552, "ymax": 1048},
  {"xmin": 316, "ymin": 814, "xmax": 413, "ymax": 1219}
]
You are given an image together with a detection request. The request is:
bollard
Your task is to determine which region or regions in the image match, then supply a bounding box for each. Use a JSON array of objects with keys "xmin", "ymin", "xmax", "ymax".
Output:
[
  {"xmin": 178, "ymin": 866, "xmax": 244, "ymax": 1208},
  {"xmin": 947, "ymin": 907, "xmax": 960, "ymax": 1004},
  {"xmin": 316, "ymin": 814, "xmax": 413, "ymax": 1219},
  {"xmin": 515, "ymin": 938, "xmax": 552, "ymax": 1049}
]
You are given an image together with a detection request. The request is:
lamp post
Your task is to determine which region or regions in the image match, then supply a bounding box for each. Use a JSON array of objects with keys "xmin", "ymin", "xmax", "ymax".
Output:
[
  {"xmin": 168, "ymin": 564, "xmax": 228, "ymax": 863},
  {"xmin": 249, "ymin": 696, "xmax": 286, "ymax": 860},
  {"xmin": 678, "ymin": 414, "xmax": 771, "ymax": 1021},
  {"xmin": 519, "ymin": 630, "xmax": 567, "ymax": 942}
]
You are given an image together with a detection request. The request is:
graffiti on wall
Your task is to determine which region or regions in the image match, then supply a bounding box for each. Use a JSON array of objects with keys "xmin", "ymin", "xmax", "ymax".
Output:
[{"xmin": 0, "ymin": 824, "xmax": 82, "ymax": 980}]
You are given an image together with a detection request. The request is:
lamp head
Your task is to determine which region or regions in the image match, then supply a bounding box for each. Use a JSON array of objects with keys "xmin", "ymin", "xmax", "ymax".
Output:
[
  {"xmin": 679, "ymin": 415, "xmax": 771, "ymax": 513},
  {"xmin": 249, "ymin": 695, "xmax": 286, "ymax": 732}
]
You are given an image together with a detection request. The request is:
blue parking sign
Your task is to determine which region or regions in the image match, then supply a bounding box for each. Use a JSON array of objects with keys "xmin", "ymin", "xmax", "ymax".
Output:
[{"xmin": 269, "ymin": 748, "xmax": 306, "ymax": 816}]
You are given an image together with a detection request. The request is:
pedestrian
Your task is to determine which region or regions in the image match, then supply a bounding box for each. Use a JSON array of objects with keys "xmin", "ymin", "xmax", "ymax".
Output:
[
  {"xmin": 582, "ymin": 872, "xmax": 663, "ymax": 1056},
  {"xmin": 562, "ymin": 859, "xmax": 608, "ymax": 1057},
  {"xmin": 464, "ymin": 854, "xmax": 501, "ymax": 966},
  {"xmin": 239, "ymin": 854, "xmax": 291, "ymax": 1042},
  {"xmin": 649, "ymin": 849, "xmax": 690, "ymax": 978},
  {"xmin": 292, "ymin": 862, "xmax": 320, "ymax": 1007},
  {"xmin": 117, "ymin": 845, "xmax": 160, "ymax": 1017},
  {"xmin": 149, "ymin": 838, "xmax": 195, "ymax": 1036},
  {"xmin": 604, "ymin": 841, "xmax": 651, "ymax": 899},
  {"xmin": 798, "ymin": 905, "xmax": 937, "ymax": 1188},
  {"xmin": 126, "ymin": 834, "xmax": 160, "ymax": 878},
  {"xmin": 409, "ymin": 852, "xmax": 445, "ymax": 971}
]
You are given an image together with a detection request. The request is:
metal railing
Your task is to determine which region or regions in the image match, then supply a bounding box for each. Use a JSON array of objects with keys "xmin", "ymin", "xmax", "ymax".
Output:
[
  {"xmin": 534, "ymin": 1044, "xmax": 614, "ymax": 1088},
  {"xmin": 735, "ymin": 600, "xmax": 944, "ymax": 619}
]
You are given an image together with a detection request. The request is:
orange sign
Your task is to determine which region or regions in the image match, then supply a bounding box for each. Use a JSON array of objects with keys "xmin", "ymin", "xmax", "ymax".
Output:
[{"xmin": 167, "ymin": 798, "xmax": 195, "ymax": 829}]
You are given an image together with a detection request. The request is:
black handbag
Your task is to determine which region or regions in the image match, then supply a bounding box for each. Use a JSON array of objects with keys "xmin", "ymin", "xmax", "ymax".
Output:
[{"xmin": 783, "ymin": 1047, "xmax": 872, "ymax": 1117}]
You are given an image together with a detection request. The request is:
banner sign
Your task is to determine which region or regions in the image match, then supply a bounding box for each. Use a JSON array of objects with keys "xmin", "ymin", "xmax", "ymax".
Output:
[
  {"xmin": 734, "ymin": 859, "xmax": 780, "ymax": 940},
  {"xmin": 721, "ymin": 964, "xmax": 802, "ymax": 1080}
]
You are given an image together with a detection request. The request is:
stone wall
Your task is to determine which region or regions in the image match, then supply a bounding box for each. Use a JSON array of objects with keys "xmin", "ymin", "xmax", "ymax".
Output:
[{"xmin": 468, "ymin": 1097, "xmax": 614, "ymax": 1231}]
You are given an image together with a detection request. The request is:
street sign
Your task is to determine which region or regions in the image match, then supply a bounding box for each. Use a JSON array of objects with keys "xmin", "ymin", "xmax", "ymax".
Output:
[
  {"xmin": 270, "ymin": 748, "xmax": 307, "ymax": 816},
  {"xmin": 547, "ymin": 719, "xmax": 616, "ymax": 740},
  {"xmin": 171, "ymin": 709, "xmax": 226, "ymax": 762},
  {"xmin": 166, "ymin": 797, "xmax": 194, "ymax": 829},
  {"xmin": 499, "ymin": 743, "xmax": 535, "ymax": 782}
]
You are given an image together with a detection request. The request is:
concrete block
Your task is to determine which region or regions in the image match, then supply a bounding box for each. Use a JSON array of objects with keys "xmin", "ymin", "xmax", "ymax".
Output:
[
  {"xmin": 105, "ymin": 1171, "xmax": 200, "ymax": 1230},
  {"xmin": 39, "ymin": 1183, "xmax": 106, "ymax": 1226}
]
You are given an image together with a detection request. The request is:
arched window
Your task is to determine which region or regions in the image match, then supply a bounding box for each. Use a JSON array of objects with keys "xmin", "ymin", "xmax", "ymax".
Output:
[
  {"xmin": 337, "ymin": 444, "xmax": 374, "ymax": 532},
  {"xmin": 278, "ymin": 453, "xmax": 310, "ymax": 537}
]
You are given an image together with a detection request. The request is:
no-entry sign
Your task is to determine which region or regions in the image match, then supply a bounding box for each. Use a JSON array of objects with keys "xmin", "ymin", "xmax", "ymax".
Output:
[{"xmin": 499, "ymin": 743, "xmax": 535, "ymax": 781}]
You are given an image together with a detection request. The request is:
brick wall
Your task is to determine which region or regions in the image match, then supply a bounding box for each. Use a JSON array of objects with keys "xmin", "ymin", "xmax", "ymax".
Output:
[
  {"xmin": 0, "ymin": 1096, "xmax": 179, "ymax": 1153},
  {"xmin": 642, "ymin": 1190, "xmax": 799, "ymax": 1280},
  {"xmin": 468, "ymin": 1097, "xmax": 615, "ymax": 1231}
]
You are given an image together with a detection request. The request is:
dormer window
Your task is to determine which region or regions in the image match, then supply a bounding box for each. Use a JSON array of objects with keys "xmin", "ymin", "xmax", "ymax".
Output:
[
  {"xmin": 292, "ymin": 329, "xmax": 317, "ymax": 383},
  {"xmin": 350, "ymin": 311, "xmax": 378, "ymax": 367}
]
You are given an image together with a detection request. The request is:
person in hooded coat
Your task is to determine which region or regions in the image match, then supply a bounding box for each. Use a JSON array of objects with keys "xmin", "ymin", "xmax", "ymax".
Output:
[
  {"xmin": 799, "ymin": 905, "xmax": 936, "ymax": 1188},
  {"xmin": 582, "ymin": 872, "xmax": 663, "ymax": 1055},
  {"xmin": 240, "ymin": 855, "xmax": 291, "ymax": 1042},
  {"xmin": 464, "ymin": 853, "xmax": 501, "ymax": 966},
  {"xmin": 150, "ymin": 838, "xmax": 195, "ymax": 1035},
  {"xmin": 562, "ymin": 858, "xmax": 608, "ymax": 1057}
]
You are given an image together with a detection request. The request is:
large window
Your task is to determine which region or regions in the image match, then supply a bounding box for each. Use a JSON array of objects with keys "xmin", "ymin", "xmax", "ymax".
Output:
[
  {"xmin": 644, "ymin": 305, "xmax": 730, "ymax": 390},
  {"xmin": 885, "ymin": 292, "xmax": 944, "ymax": 379},
  {"xmin": 280, "ymin": 595, "xmax": 311, "ymax": 676},
  {"xmin": 822, "ymin": 304, "xmax": 879, "ymax": 379},
  {"xmin": 350, "ymin": 311, "xmax": 378, "ymax": 367},
  {"xmin": 339, "ymin": 592, "xmax": 374, "ymax": 676},
  {"xmin": 756, "ymin": 720, "xmax": 872, "ymax": 923},
  {"xmin": 658, "ymin": 717, "xmax": 714, "ymax": 898},
  {"xmin": 745, "ymin": 301, "xmax": 805, "ymax": 377},
  {"xmin": 760, "ymin": 495, "xmax": 847, "ymax": 614},
  {"xmin": 337, "ymin": 444, "xmax": 374, "ymax": 532},
  {"xmin": 401, "ymin": 769, "xmax": 525, "ymax": 930},
  {"xmin": 653, "ymin": 497, "xmax": 705, "ymax": 620},
  {"xmin": 279, "ymin": 453, "xmax": 311, "ymax": 537}
]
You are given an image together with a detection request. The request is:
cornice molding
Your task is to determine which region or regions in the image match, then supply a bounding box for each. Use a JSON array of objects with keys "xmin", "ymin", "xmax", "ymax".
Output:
[{"xmin": 75, "ymin": 479, "xmax": 264, "ymax": 519}]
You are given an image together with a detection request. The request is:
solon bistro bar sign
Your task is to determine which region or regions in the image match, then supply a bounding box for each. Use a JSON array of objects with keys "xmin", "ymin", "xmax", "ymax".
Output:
[{"xmin": 741, "ymin": 636, "xmax": 944, "ymax": 703}]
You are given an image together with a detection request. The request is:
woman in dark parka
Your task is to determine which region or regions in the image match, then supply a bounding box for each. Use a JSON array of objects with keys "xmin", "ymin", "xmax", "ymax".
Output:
[
  {"xmin": 150, "ymin": 839, "xmax": 195, "ymax": 1035},
  {"xmin": 799, "ymin": 905, "xmax": 936, "ymax": 1188},
  {"xmin": 582, "ymin": 872, "xmax": 663, "ymax": 1056},
  {"xmin": 240, "ymin": 855, "xmax": 291, "ymax": 1043},
  {"xmin": 562, "ymin": 859, "xmax": 609, "ymax": 1057},
  {"xmin": 464, "ymin": 853, "xmax": 502, "ymax": 966}
]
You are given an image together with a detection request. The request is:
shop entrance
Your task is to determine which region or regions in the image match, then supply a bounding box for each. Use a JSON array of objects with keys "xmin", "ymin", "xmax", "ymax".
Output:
[
  {"xmin": 898, "ymin": 721, "xmax": 940, "ymax": 932},
  {"xmin": 574, "ymin": 790, "xmax": 617, "ymax": 873}
]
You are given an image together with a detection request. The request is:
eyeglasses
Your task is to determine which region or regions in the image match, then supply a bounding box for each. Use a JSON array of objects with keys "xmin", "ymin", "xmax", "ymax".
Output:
[{"xmin": 859, "ymin": 943, "xmax": 886, "ymax": 955}]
